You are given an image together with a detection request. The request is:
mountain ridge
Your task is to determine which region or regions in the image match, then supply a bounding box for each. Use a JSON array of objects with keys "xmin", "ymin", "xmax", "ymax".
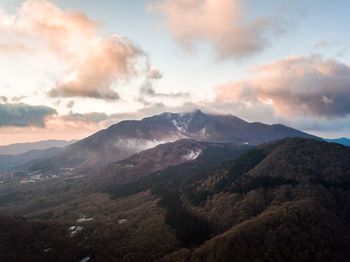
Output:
[
  {"xmin": 2, "ymin": 138, "xmax": 350, "ymax": 261},
  {"xmin": 88, "ymin": 139, "xmax": 251, "ymax": 190},
  {"xmin": 326, "ymin": 137, "xmax": 350, "ymax": 146},
  {"xmin": 0, "ymin": 139, "xmax": 76, "ymax": 155},
  {"xmin": 30, "ymin": 110, "xmax": 319, "ymax": 173}
]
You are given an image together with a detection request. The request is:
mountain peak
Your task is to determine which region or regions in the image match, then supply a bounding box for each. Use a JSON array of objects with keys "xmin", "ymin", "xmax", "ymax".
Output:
[
  {"xmin": 191, "ymin": 108, "xmax": 204, "ymax": 115},
  {"xmin": 159, "ymin": 109, "xmax": 205, "ymax": 118},
  {"xmin": 28, "ymin": 110, "xmax": 319, "ymax": 173}
]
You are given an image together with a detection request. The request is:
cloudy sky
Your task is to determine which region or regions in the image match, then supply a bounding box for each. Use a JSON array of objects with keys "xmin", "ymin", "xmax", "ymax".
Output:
[{"xmin": 0, "ymin": 0, "xmax": 349, "ymax": 145}]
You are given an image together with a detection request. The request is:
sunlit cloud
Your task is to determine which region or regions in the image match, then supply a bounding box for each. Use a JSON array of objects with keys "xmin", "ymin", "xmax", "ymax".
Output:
[
  {"xmin": 0, "ymin": 0, "xmax": 155, "ymax": 100},
  {"xmin": 216, "ymin": 55, "xmax": 350, "ymax": 118},
  {"xmin": 149, "ymin": 0, "xmax": 285, "ymax": 58}
]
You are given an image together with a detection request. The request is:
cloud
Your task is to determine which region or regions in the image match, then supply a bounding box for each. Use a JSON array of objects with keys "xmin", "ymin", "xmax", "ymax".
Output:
[
  {"xmin": 61, "ymin": 112, "xmax": 110, "ymax": 124},
  {"xmin": 48, "ymin": 35, "xmax": 142, "ymax": 100},
  {"xmin": 0, "ymin": 96, "xmax": 7, "ymax": 103},
  {"xmin": 0, "ymin": 103, "xmax": 56, "ymax": 127},
  {"xmin": 216, "ymin": 55, "xmax": 350, "ymax": 118},
  {"xmin": 11, "ymin": 96, "xmax": 26, "ymax": 103},
  {"xmin": 0, "ymin": 0, "xmax": 154, "ymax": 100},
  {"xmin": 55, "ymin": 102, "xmax": 198, "ymax": 128},
  {"xmin": 138, "ymin": 81, "xmax": 190, "ymax": 106},
  {"xmin": 149, "ymin": 0, "xmax": 284, "ymax": 58},
  {"xmin": 66, "ymin": 100, "xmax": 74, "ymax": 109},
  {"xmin": 140, "ymin": 82, "xmax": 189, "ymax": 98},
  {"xmin": 0, "ymin": 42, "xmax": 31, "ymax": 54},
  {"xmin": 148, "ymin": 68, "xmax": 163, "ymax": 79}
]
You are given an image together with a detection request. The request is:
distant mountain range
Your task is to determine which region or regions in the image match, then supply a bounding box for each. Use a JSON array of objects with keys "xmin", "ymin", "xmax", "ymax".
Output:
[
  {"xmin": 0, "ymin": 139, "xmax": 75, "ymax": 155},
  {"xmin": 0, "ymin": 147, "xmax": 64, "ymax": 171},
  {"xmin": 30, "ymin": 110, "xmax": 319, "ymax": 173},
  {"xmin": 326, "ymin": 137, "xmax": 350, "ymax": 146}
]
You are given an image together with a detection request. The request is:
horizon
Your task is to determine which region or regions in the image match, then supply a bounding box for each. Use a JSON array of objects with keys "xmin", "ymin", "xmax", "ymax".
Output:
[
  {"xmin": 0, "ymin": 108, "xmax": 342, "ymax": 147},
  {"xmin": 1, "ymin": 0, "xmax": 350, "ymax": 144}
]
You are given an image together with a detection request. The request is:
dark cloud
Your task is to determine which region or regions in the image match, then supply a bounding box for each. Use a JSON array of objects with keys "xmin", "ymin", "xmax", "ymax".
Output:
[{"xmin": 0, "ymin": 103, "xmax": 56, "ymax": 127}]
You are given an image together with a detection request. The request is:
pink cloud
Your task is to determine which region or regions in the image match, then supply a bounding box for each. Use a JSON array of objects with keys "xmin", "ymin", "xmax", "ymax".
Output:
[
  {"xmin": 0, "ymin": 0, "xmax": 153, "ymax": 100},
  {"xmin": 149, "ymin": 0, "xmax": 284, "ymax": 58},
  {"xmin": 216, "ymin": 55, "xmax": 350, "ymax": 117}
]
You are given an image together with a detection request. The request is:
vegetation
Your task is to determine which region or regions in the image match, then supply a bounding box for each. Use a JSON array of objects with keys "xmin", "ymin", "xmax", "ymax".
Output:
[
  {"xmin": 159, "ymin": 191, "xmax": 212, "ymax": 247},
  {"xmin": 2, "ymin": 138, "xmax": 350, "ymax": 261}
]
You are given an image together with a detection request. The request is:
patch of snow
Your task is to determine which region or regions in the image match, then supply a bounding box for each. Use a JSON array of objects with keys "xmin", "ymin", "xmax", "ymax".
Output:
[
  {"xmin": 183, "ymin": 149, "xmax": 202, "ymax": 161},
  {"xmin": 79, "ymin": 257, "xmax": 91, "ymax": 262},
  {"xmin": 77, "ymin": 217, "xmax": 93, "ymax": 223},
  {"xmin": 243, "ymin": 141, "xmax": 250, "ymax": 145},
  {"xmin": 59, "ymin": 167, "xmax": 74, "ymax": 171},
  {"xmin": 30, "ymin": 174, "xmax": 42, "ymax": 180},
  {"xmin": 118, "ymin": 219, "xmax": 128, "ymax": 225},
  {"xmin": 68, "ymin": 226, "xmax": 76, "ymax": 231},
  {"xmin": 172, "ymin": 119, "xmax": 186, "ymax": 132},
  {"xmin": 19, "ymin": 179, "xmax": 36, "ymax": 184},
  {"xmin": 68, "ymin": 225, "xmax": 83, "ymax": 237},
  {"xmin": 199, "ymin": 127, "xmax": 210, "ymax": 138}
]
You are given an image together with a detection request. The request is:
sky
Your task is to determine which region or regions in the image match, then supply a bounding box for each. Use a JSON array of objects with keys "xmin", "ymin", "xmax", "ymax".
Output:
[{"xmin": 0, "ymin": 0, "xmax": 349, "ymax": 145}]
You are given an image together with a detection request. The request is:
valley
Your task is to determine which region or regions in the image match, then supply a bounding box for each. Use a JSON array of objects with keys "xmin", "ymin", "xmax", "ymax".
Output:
[{"xmin": 0, "ymin": 111, "xmax": 350, "ymax": 261}]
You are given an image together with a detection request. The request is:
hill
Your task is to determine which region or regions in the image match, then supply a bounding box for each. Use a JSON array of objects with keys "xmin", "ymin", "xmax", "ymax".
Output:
[
  {"xmin": 88, "ymin": 139, "xmax": 250, "ymax": 190},
  {"xmin": 326, "ymin": 137, "xmax": 350, "ymax": 146},
  {"xmin": 158, "ymin": 138, "xmax": 350, "ymax": 261},
  {"xmin": 0, "ymin": 147, "xmax": 63, "ymax": 171},
  {"xmin": 2, "ymin": 138, "xmax": 350, "ymax": 261},
  {"xmin": 0, "ymin": 140, "xmax": 75, "ymax": 155}
]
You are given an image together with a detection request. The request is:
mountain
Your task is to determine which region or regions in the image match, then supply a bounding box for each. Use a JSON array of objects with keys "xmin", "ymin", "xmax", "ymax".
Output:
[
  {"xmin": 88, "ymin": 139, "xmax": 250, "ymax": 190},
  {"xmin": 326, "ymin": 137, "xmax": 350, "ymax": 146},
  {"xmin": 2, "ymin": 138, "xmax": 350, "ymax": 261},
  {"xmin": 106, "ymin": 138, "xmax": 350, "ymax": 261},
  {"xmin": 156, "ymin": 138, "xmax": 350, "ymax": 261},
  {"xmin": 0, "ymin": 140, "xmax": 75, "ymax": 155},
  {"xmin": 0, "ymin": 147, "xmax": 64, "ymax": 171},
  {"xmin": 31, "ymin": 110, "xmax": 318, "ymax": 173}
]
